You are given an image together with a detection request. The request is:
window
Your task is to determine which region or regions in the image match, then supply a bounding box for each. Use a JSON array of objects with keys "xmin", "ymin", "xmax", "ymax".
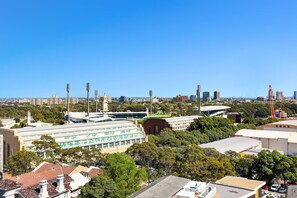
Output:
[
  {"xmin": 121, "ymin": 141, "xmax": 125, "ymax": 145},
  {"xmin": 97, "ymin": 144, "xmax": 102, "ymax": 149},
  {"xmin": 103, "ymin": 143, "xmax": 108, "ymax": 148},
  {"xmin": 109, "ymin": 142, "xmax": 114, "ymax": 147},
  {"xmin": 126, "ymin": 140, "xmax": 131, "ymax": 144},
  {"xmin": 115, "ymin": 142, "xmax": 119, "ymax": 147}
]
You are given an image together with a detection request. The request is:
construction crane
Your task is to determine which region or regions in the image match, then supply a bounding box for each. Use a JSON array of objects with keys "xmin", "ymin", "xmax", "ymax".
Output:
[{"xmin": 269, "ymin": 85, "xmax": 275, "ymax": 118}]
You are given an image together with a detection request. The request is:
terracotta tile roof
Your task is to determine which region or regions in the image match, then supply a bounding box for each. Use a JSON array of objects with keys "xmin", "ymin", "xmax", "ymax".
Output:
[
  {"xmin": 87, "ymin": 167, "xmax": 101, "ymax": 178},
  {"xmin": 10, "ymin": 166, "xmax": 74, "ymax": 188},
  {"xmin": 33, "ymin": 162, "xmax": 76, "ymax": 175},
  {"xmin": 18, "ymin": 176, "xmax": 73, "ymax": 198},
  {"xmin": 0, "ymin": 179, "xmax": 21, "ymax": 191}
]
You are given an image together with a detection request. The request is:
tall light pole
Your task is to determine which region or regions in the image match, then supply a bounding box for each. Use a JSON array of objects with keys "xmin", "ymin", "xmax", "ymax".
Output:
[
  {"xmin": 149, "ymin": 90, "xmax": 153, "ymax": 115},
  {"xmin": 86, "ymin": 82, "xmax": 90, "ymax": 116},
  {"xmin": 95, "ymin": 89, "xmax": 98, "ymax": 113},
  {"xmin": 66, "ymin": 83, "xmax": 70, "ymax": 122},
  {"xmin": 197, "ymin": 85, "xmax": 201, "ymax": 115}
]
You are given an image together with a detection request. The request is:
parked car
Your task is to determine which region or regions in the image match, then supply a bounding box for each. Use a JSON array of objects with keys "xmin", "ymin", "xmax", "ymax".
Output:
[
  {"xmin": 278, "ymin": 187, "xmax": 286, "ymax": 193},
  {"xmin": 270, "ymin": 183, "xmax": 281, "ymax": 191}
]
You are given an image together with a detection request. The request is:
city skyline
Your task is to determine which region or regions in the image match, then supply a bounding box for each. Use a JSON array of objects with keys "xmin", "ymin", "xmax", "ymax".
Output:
[{"xmin": 1, "ymin": 1, "xmax": 297, "ymax": 98}]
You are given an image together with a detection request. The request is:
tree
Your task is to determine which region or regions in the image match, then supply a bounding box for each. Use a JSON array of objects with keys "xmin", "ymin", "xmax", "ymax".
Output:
[
  {"xmin": 158, "ymin": 147, "xmax": 177, "ymax": 176},
  {"xmin": 32, "ymin": 135, "xmax": 62, "ymax": 162},
  {"xmin": 159, "ymin": 128, "xmax": 181, "ymax": 147},
  {"xmin": 105, "ymin": 153, "xmax": 147, "ymax": 197},
  {"xmin": 7, "ymin": 150, "xmax": 42, "ymax": 176},
  {"xmin": 79, "ymin": 176, "xmax": 117, "ymax": 198},
  {"xmin": 235, "ymin": 155, "xmax": 255, "ymax": 178},
  {"xmin": 0, "ymin": 120, "xmax": 3, "ymax": 127}
]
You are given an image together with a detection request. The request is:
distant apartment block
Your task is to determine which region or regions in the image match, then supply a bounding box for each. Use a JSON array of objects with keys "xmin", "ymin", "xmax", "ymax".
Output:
[
  {"xmin": 189, "ymin": 95, "xmax": 197, "ymax": 102},
  {"xmin": 276, "ymin": 90, "xmax": 284, "ymax": 101},
  {"xmin": 213, "ymin": 91, "xmax": 220, "ymax": 100},
  {"xmin": 173, "ymin": 95, "xmax": 188, "ymax": 102},
  {"xmin": 202, "ymin": 92, "xmax": 210, "ymax": 102},
  {"xmin": 294, "ymin": 91, "xmax": 297, "ymax": 100}
]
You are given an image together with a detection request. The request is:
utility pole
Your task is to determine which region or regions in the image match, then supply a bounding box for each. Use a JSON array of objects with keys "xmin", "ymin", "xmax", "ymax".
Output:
[
  {"xmin": 86, "ymin": 82, "xmax": 90, "ymax": 116},
  {"xmin": 197, "ymin": 85, "xmax": 201, "ymax": 115},
  {"xmin": 95, "ymin": 89, "xmax": 98, "ymax": 112},
  {"xmin": 149, "ymin": 90, "xmax": 153, "ymax": 115}
]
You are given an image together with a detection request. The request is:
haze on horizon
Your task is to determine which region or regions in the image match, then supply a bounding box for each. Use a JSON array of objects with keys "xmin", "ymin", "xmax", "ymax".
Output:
[{"xmin": 1, "ymin": 0, "xmax": 297, "ymax": 98}]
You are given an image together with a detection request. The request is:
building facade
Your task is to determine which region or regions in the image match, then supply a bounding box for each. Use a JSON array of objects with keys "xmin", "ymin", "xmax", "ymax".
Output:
[
  {"xmin": 213, "ymin": 91, "xmax": 220, "ymax": 100},
  {"xmin": 276, "ymin": 90, "xmax": 284, "ymax": 101},
  {"xmin": 143, "ymin": 116, "xmax": 200, "ymax": 135},
  {"xmin": 0, "ymin": 121, "xmax": 147, "ymax": 172},
  {"xmin": 294, "ymin": 91, "xmax": 297, "ymax": 100},
  {"xmin": 202, "ymin": 92, "xmax": 210, "ymax": 102}
]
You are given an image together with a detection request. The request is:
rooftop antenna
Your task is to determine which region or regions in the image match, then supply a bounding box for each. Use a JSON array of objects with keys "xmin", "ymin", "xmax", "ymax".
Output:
[
  {"xmin": 86, "ymin": 82, "xmax": 90, "ymax": 116},
  {"xmin": 66, "ymin": 83, "xmax": 70, "ymax": 122},
  {"xmin": 149, "ymin": 90, "xmax": 153, "ymax": 115},
  {"xmin": 95, "ymin": 89, "xmax": 98, "ymax": 113},
  {"xmin": 197, "ymin": 85, "xmax": 201, "ymax": 115}
]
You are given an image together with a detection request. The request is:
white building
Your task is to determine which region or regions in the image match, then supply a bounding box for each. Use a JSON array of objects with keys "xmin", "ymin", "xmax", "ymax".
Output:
[
  {"xmin": 0, "ymin": 121, "xmax": 147, "ymax": 172},
  {"xmin": 235, "ymin": 129, "xmax": 297, "ymax": 155}
]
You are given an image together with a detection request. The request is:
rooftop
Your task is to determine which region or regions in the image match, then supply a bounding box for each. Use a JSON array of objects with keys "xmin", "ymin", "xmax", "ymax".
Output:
[
  {"xmin": 267, "ymin": 120, "xmax": 297, "ymax": 127},
  {"xmin": 209, "ymin": 183, "xmax": 254, "ymax": 198},
  {"xmin": 200, "ymin": 137, "xmax": 261, "ymax": 154},
  {"xmin": 129, "ymin": 175, "xmax": 190, "ymax": 198},
  {"xmin": 216, "ymin": 176, "xmax": 266, "ymax": 191},
  {"xmin": 14, "ymin": 120, "xmax": 135, "ymax": 133},
  {"xmin": 235, "ymin": 129, "xmax": 297, "ymax": 143}
]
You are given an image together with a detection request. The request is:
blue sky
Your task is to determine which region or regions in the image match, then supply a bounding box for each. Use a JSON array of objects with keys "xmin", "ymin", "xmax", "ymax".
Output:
[{"xmin": 1, "ymin": 0, "xmax": 297, "ymax": 98}]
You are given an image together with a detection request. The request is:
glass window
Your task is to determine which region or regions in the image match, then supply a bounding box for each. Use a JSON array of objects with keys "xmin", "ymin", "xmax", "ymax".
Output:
[
  {"xmin": 121, "ymin": 141, "xmax": 125, "ymax": 145},
  {"xmin": 103, "ymin": 143, "xmax": 108, "ymax": 148},
  {"xmin": 109, "ymin": 142, "xmax": 114, "ymax": 147},
  {"xmin": 126, "ymin": 140, "xmax": 131, "ymax": 144},
  {"xmin": 131, "ymin": 139, "xmax": 135, "ymax": 143},
  {"xmin": 115, "ymin": 142, "xmax": 119, "ymax": 147},
  {"xmin": 97, "ymin": 144, "xmax": 102, "ymax": 149}
]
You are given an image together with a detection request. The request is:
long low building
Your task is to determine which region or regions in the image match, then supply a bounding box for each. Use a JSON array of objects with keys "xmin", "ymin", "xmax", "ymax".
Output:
[
  {"xmin": 256, "ymin": 120, "xmax": 297, "ymax": 131},
  {"xmin": 0, "ymin": 121, "xmax": 147, "ymax": 172},
  {"xmin": 199, "ymin": 137, "xmax": 262, "ymax": 154},
  {"xmin": 143, "ymin": 116, "xmax": 201, "ymax": 135},
  {"xmin": 235, "ymin": 129, "xmax": 297, "ymax": 155}
]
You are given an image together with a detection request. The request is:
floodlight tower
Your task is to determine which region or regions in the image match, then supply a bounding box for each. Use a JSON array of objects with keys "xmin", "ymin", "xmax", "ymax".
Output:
[
  {"xmin": 86, "ymin": 82, "xmax": 90, "ymax": 116},
  {"xmin": 95, "ymin": 89, "xmax": 98, "ymax": 112},
  {"xmin": 66, "ymin": 83, "xmax": 70, "ymax": 122},
  {"xmin": 149, "ymin": 90, "xmax": 153, "ymax": 115},
  {"xmin": 197, "ymin": 85, "xmax": 201, "ymax": 115}
]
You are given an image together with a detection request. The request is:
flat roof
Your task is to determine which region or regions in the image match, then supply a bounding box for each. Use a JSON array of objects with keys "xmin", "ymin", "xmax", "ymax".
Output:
[
  {"xmin": 200, "ymin": 137, "xmax": 261, "ymax": 154},
  {"xmin": 216, "ymin": 176, "xmax": 266, "ymax": 191},
  {"xmin": 15, "ymin": 120, "xmax": 135, "ymax": 133},
  {"xmin": 200, "ymin": 105, "xmax": 230, "ymax": 112},
  {"xmin": 268, "ymin": 120, "xmax": 297, "ymax": 127},
  {"xmin": 164, "ymin": 115, "xmax": 201, "ymax": 123},
  {"xmin": 129, "ymin": 175, "xmax": 190, "ymax": 198},
  {"xmin": 209, "ymin": 183, "xmax": 254, "ymax": 198},
  {"xmin": 235, "ymin": 129, "xmax": 296, "ymax": 140}
]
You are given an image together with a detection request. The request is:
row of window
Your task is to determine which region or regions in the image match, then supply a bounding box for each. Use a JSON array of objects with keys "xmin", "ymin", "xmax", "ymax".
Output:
[
  {"xmin": 275, "ymin": 125, "xmax": 290, "ymax": 128},
  {"xmin": 82, "ymin": 138, "xmax": 143, "ymax": 149}
]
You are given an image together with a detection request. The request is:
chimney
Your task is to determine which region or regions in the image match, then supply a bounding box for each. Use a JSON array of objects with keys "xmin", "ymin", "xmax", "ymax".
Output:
[
  {"xmin": 27, "ymin": 111, "xmax": 31, "ymax": 125},
  {"xmin": 56, "ymin": 174, "xmax": 65, "ymax": 192},
  {"xmin": 39, "ymin": 180, "xmax": 49, "ymax": 198}
]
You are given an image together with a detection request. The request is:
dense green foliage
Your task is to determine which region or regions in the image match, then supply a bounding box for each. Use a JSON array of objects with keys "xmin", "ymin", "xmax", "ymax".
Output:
[
  {"xmin": 79, "ymin": 176, "xmax": 117, "ymax": 198},
  {"xmin": 105, "ymin": 153, "xmax": 147, "ymax": 197},
  {"xmin": 127, "ymin": 142, "xmax": 236, "ymax": 182},
  {"xmin": 7, "ymin": 150, "xmax": 42, "ymax": 176}
]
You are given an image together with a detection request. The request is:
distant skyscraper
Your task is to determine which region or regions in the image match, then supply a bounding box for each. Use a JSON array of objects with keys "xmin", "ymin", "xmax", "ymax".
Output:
[
  {"xmin": 276, "ymin": 90, "xmax": 284, "ymax": 101},
  {"xmin": 294, "ymin": 91, "xmax": 297, "ymax": 100},
  {"xmin": 189, "ymin": 95, "xmax": 197, "ymax": 102},
  {"xmin": 213, "ymin": 91, "xmax": 221, "ymax": 100},
  {"xmin": 202, "ymin": 92, "xmax": 210, "ymax": 102}
]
